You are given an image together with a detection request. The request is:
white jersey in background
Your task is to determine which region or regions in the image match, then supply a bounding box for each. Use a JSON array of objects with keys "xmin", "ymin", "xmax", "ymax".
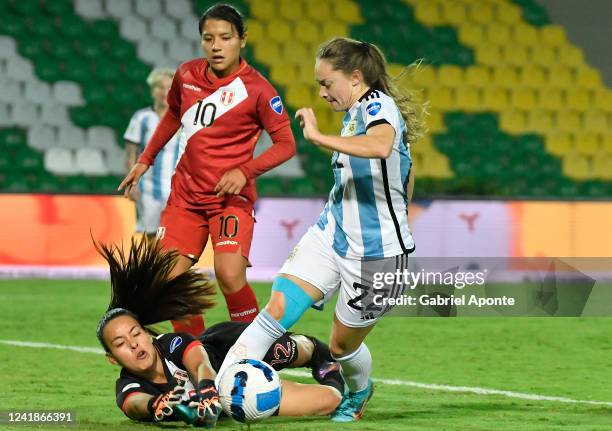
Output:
[
  {"xmin": 316, "ymin": 89, "xmax": 415, "ymax": 259},
  {"xmin": 124, "ymin": 107, "xmax": 185, "ymax": 233}
]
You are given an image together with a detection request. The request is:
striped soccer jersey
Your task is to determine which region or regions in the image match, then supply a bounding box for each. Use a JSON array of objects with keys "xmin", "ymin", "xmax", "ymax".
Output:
[
  {"xmin": 124, "ymin": 107, "xmax": 184, "ymax": 202},
  {"xmin": 316, "ymin": 89, "xmax": 415, "ymax": 259}
]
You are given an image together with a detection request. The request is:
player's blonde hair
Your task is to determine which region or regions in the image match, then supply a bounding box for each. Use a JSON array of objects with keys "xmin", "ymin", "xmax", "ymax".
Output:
[
  {"xmin": 146, "ymin": 67, "xmax": 175, "ymax": 88},
  {"xmin": 317, "ymin": 38, "xmax": 426, "ymax": 144}
]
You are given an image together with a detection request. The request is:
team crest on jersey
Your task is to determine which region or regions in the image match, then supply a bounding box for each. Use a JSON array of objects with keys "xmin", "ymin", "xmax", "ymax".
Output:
[
  {"xmin": 269, "ymin": 96, "xmax": 283, "ymax": 115},
  {"xmin": 366, "ymin": 102, "xmax": 382, "ymax": 116},
  {"xmin": 170, "ymin": 336, "xmax": 183, "ymax": 353},
  {"xmin": 220, "ymin": 89, "xmax": 235, "ymax": 106}
]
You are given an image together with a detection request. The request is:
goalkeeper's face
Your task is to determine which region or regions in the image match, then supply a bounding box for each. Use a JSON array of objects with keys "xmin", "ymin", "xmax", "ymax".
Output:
[
  {"xmin": 315, "ymin": 59, "xmax": 363, "ymax": 112},
  {"xmin": 103, "ymin": 315, "xmax": 157, "ymax": 373}
]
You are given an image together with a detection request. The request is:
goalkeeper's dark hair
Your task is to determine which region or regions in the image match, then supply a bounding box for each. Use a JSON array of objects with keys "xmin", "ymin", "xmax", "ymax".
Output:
[
  {"xmin": 317, "ymin": 37, "xmax": 426, "ymax": 144},
  {"xmin": 198, "ymin": 3, "xmax": 245, "ymax": 37},
  {"xmin": 95, "ymin": 237, "xmax": 216, "ymax": 352}
]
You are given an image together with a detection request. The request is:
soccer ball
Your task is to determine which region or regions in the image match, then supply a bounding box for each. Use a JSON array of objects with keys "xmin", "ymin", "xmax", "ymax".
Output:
[{"xmin": 217, "ymin": 359, "xmax": 282, "ymax": 423}]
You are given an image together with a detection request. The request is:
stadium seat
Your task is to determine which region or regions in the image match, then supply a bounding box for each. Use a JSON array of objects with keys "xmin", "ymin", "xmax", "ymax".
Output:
[
  {"xmin": 511, "ymin": 88, "xmax": 536, "ymax": 111},
  {"xmin": 41, "ymin": 104, "xmax": 70, "ymax": 126},
  {"xmin": 163, "ymin": 0, "xmax": 193, "ymax": 19},
  {"xmin": 496, "ymin": 2, "xmax": 522, "ymax": 25},
  {"xmin": 86, "ymin": 126, "xmax": 116, "ymax": 150},
  {"xmin": 464, "ymin": 65, "xmax": 490, "ymax": 87},
  {"xmin": 499, "ymin": 110, "xmax": 526, "ymax": 134},
  {"xmin": 265, "ymin": 19, "xmax": 292, "ymax": 45},
  {"xmin": 486, "ymin": 23, "xmax": 511, "ymax": 46},
  {"xmin": 150, "ymin": 16, "xmax": 178, "ymax": 41},
  {"xmin": 5, "ymin": 57, "xmax": 34, "ymax": 81},
  {"xmin": 269, "ymin": 63, "xmax": 298, "ymax": 87},
  {"xmin": 52, "ymin": 81, "xmax": 84, "ymax": 106},
  {"xmin": 137, "ymin": 40, "xmax": 167, "ymax": 67},
  {"xmin": 530, "ymin": 46, "xmax": 556, "ymax": 67},
  {"xmin": 254, "ymin": 43, "xmax": 281, "ymax": 66},
  {"xmin": 331, "ymin": 0, "xmax": 362, "ymax": 24},
  {"xmin": 135, "ymin": 0, "xmax": 162, "ymax": 19},
  {"xmin": 457, "ymin": 23, "xmax": 484, "ymax": 46},
  {"xmin": 293, "ymin": 20, "xmax": 321, "ymax": 45},
  {"xmin": 429, "ymin": 86, "xmax": 454, "ymax": 111},
  {"xmin": 548, "ymin": 66, "xmax": 573, "ymax": 88},
  {"xmin": 24, "ymin": 81, "xmax": 52, "ymax": 105},
  {"xmin": 512, "ymin": 23, "xmax": 538, "ymax": 46},
  {"xmin": 555, "ymin": 110, "xmax": 582, "ymax": 133},
  {"xmin": 104, "ymin": 146, "xmax": 127, "ymax": 175},
  {"xmin": 575, "ymin": 67, "xmax": 602, "ymax": 89},
  {"xmin": 583, "ymin": 110, "xmax": 608, "ymax": 133},
  {"xmin": 58, "ymin": 126, "xmax": 86, "ymax": 149},
  {"xmin": 503, "ymin": 45, "xmax": 529, "ymax": 66},
  {"xmin": 74, "ymin": 0, "xmax": 105, "ymax": 19},
  {"xmin": 0, "ymin": 102, "xmax": 10, "ymax": 127},
  {"xmin": 321, "ymin": 21, "xmax": 347, "ymax": 41},
  {"xmin": 75, "ymin": 147, "xmax": 109, "ymax": 175},
  {"xmin": 250, "ymin": 0, "xmax": 276, "ymax": 20},
  {"xmin": 526, "ymin": 109, "xmax": 553, "ymax": 133},
  {"xmin": 437, "ymin": 65, "xmax": 463, "ymax": 87},
  {"xmin": 27, "ymin": 125, "xmax": 57, "ymax": 150},
  {"xmin": 10, "ymin": 102, "xmax": 39, "ymax": 127},
  {"xmin": 593, "ymin": 89, "xmax": 612, "ymax": 112},
  {"xmin": 573, "ymin": 132, "xmax": 600, "ymax": 155},
  {"xmin": 414, "ymin": 2, "xmax": 442, "ymax": 26},
  {"xmin": 0, "ymin": 36, "xmax": 17, "ymax": 59},
  {"xmin": 536, "ymin": 87, "xmax": 563, "ymax": 111},
  {"xmin": 119, "ymin": 15, "xmax": 148, "ymax": 42},
  {"xmin": 278, "ymin": 0, "xmax": 303, "ymax": 21},
  {"xmin": 440, "ymin": 2, "xmax": 466, "ymax": 25},
  {"xmin": 565, "ymin": 88, "xmax": 591, "ymax": 111},
  {"xmin": 482, "ymin": 87, "xmax": 509, "ymax": 111},
  {"xmin": 468, "ymin": 2, "xmax": 494, "ymax": 24},
  {"xmin": 558, "ymin": 45, "xmax": 584, "ymax": 68},
  {"xmin": 475, "ymin": 45, "xmax": 502, "ymax": 66},
  {"xmin": 44, "ymin": 147, "xmax": 77, "ymax": 175},
  {"xmin": 562, "ymin": 153, "xmax": 591, "ymax": 180},
  {"xmin": 245, "ymin": 20, "xmax": 264, "ymax": 44},
  {"xmin": 518, "ymin": 65, "xmax": 546, "ymax": 88},
  {"xmin": 167, "ymin": 38, "xmax": 196, "ymax": 64},
  {"xmin": 492, "ymin": 67, "xmax": 519, "ymax": 89},
  {"xmin": 454, "ymin": 87, "xmax": 481, "ymax": 111},
  {"xmin": 539, "ymin": 25, "xmax": 566, "ymax": 47},
  {"xmin": 545, "ymin": 132, "xmax": 572, "ymax": 156}
]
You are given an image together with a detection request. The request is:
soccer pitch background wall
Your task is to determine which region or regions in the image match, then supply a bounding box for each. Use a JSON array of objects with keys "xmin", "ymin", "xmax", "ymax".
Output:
[{"xmin": 0, "ymin": 194, "xmax": 610, "ymax": 278}]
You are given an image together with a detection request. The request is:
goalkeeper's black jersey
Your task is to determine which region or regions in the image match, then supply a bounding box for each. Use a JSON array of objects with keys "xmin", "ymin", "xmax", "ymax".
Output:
[{"xmin": 114, "ymin": 322, "xmax": 298, "ymax": 414}]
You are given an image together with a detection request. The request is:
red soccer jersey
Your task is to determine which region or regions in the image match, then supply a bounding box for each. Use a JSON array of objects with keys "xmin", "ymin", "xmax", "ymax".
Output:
[{"xmin": 142, "ymin": 58, "xmax": 291, "ymax": 210}]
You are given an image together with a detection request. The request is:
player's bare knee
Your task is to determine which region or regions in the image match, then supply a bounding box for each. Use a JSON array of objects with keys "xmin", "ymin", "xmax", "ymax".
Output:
[
  {"xmin": 329, "ymin": 337, "xmax": 353, "ymax": 359},
  {"xmin": 264, "ymin": 293, "xmax": 285, "ymax": 321},
  {"xmin": 318, "ymin": 388, "xmax": 342, "ymax": 415},
  {"xmin": 214, "ymin": 265, "xmax": 244, "ymax": 293}
]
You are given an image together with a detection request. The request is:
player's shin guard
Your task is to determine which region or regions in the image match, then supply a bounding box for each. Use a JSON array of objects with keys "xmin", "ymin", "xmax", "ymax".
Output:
[
  {"xmin": 333, "ymin": 343, "xmax": 372, "ymax": 393},
  {"xmin": 223, "ymin": 283, "xmax": 259, "ymax": 322},
  {"xmin": 215, "ymin": 309, "xmax": 285, "ymax": 385},
  {"xmin": 171, "ymin": 315, "xmax": 205, "ymax": 337}
]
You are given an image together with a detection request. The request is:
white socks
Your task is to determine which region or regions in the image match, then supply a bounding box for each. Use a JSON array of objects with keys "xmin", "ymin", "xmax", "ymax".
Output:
[
  {"xmin": 215, "ymin": 310, "xmax": 285, "ymax": 384},
  {"xmin": 334, "ymin": 343, "xmax": 372, "ymax": 393}
]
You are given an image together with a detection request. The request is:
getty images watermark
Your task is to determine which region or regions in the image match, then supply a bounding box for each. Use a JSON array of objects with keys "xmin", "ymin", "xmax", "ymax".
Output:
[{"xmin": 353, "ymin": 257, "xmax": 609, "ymax": 319}]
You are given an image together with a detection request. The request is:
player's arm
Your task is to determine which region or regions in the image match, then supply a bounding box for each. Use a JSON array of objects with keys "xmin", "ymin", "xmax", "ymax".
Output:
[
  {"xmin": 125, "ymin": 141, "xmax": 139, "ymax": 172},
  {"xmin": 121, "ymin": 388, "xmax": 185, "ymax": 422},
  {"xmin": 295, "ymin": 107, "xmax": 395, "ymax": 158},
  {"xmin": 182, "ymin": 342, "xmax": 221, "ymax": 422}
]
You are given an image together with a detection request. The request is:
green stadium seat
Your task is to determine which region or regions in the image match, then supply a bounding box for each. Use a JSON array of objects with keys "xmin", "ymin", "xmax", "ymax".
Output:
[
  {"xmin": 1, "ymin": 16, "xmax": 25, "ymax": 37},
  {"xmin": 10, "ymin": 0, "xmax": 39, "ymax": 16},
  {"xmin": 58, "ymin": 16, "xmax": 88, "ymax": 38},
  {"xmin": 44, "ymin": 0, "xmax": 73, "ymax": 16}
]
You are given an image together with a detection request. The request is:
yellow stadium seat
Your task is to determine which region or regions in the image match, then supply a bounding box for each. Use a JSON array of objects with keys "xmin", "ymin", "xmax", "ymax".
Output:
[
  {"xmin": 441, "ymin": 2, "xmax": 466, "ymax": 25},
  {"xmin": 537, "ymin": 88, "xmax": 563, "ymax": 111},
  {"xmin": 575, "ymin": 67, "xmax": 603, "ymax": 89},
  {"xmin": 545, "ymin": 132, "xmax": 573, "ymax": 156},
  {"xmin": 250, "ymin": 0, "xmax": 277, "ymax": 20},
  {"xmin": 282, "ymin": 42, "xmax": 310, "ymax": 66},
  {"xmin": 562, "ymin": 153, "xmax": 592, "ymax": 180},
  {"xmin": 482, "ymin": 87, "xmax": 509, "ymax": 111},
  {"xmin": 593, "ymin": 155, "xmax": 612, "ymax": 180},
  {"xmin": 331, "ymin": 0, "xmax": 362, "ymax": 24},
  {"xmin": 583, "ymin": 110, "xmax": 608, "ymax": 133},
  {"xmin": 455, "ymin": 87, "xmax": 481, "ymax": 112},
  {"xmin": 500, "ymin": 110, "xmax": 526, "ymax": 134},
  {"xmin": 269, "ymin": 63, "xmax": 298, "ymax": 87},
  {"xmin": 414, "ymin": 2, "xmax": 443, "ymax": 26},
  {"xmin": 558, "ymin": 46, "xmax": 584, "ymax": 68},
  {"xmin": 486, "ymin": 23, "xmax": 511, "ymax": 46},
  {"xmin": 539, "ymin": 25, "xmax": 566, "ymax": 47},
  {"xmin": 321, "ymin": 21, "xmax": 346, "ymax": 41},
  {"xmin": 503, "ymin": 45, "xmax": 529, "ymax": 66},
  {"xmin": 572, "ymin": 132, "xmax": 600, "ymax": 155},
  {"xmin": 429, "ymin": 86, "xmax": 454, "ymax": 110},
  {"xmin": 254, "ymin": 43, "xmax": 281, "ymax": 65},
  {"xmin": 593, "ymin": 90, "xmax": 612, "ymax": 112},
  {"xmin": 412, "ymin": 65, "xmax": 436, "ymax": 88},
  {"xmin": 548, "ymin": 66, "xmax": 573, "ymax": 88},
  {"xmin": 476, "ymin": 45, "xmax": 502, "ymax": 66},
  {"xmin": 526, "ymin": 109, "xmax": 553, "ymax": 133},
  {"xmin": 530, "ymin": 46, "xmax": 556, "ymax": 67},
  {"xmin": 423, "ymin": 152, "xmax": 453, "ymax": 179},
  {"xmin": 286, "ymin": 83, "xmax": 315, "ymax": 108},
  {"xmin": 511, "ymin": 88, "xmax": 536, "ymax": 111},
  {"xmin": 468, "ymin": 2, "xmax": 493, "ymax": 24},
  {"xmin": 411, "ymin": 134, "xmax": 433, "ymax": 155},
  {"xmin": 512, "ymin": 24, "xmax": 538, "ymax": 46},
  {"xmin": 427, "ymin": 109, "xmax": 445, "ymax": 133},
  {"xmin": 306, "ymin": 0, "xmax": 332, "ymax": 22},
  {"xmin": 565, "ymin": 88, "xmax": 591, "ymax": 111},
  {"xmin": 294, "ymin": 20, "xmax": 321, "ymax": 45},
  {"xmin": 556, "ymin": 110, "xmax": 582, "ymax": 133},
  {"xmin": 496, "ymin": 2, "xmax": 522, "ymax": 25},
  {"xmin": 296, "ymin": 63, "xmax": 316, "ymax": 84},
  {"xmin": 387, "ymin": 63, "xmax": 408, "ymax": 80},
  {"xmin": 278, "ymin": 0, "xmax": 304, "ymax": 21},
  {"xmin": 602, "ymin": 135, "xmax": 612, "ymax": 153},
  {"xmin": 458, "ymin": 24, "xmax": 484, "ymax": 46},
  {"xmin": 492, "ymin": 67, "xmax": 519, "ymax": 89},
  {"xmin": 246, "ymin": 20, "xmax": 265, "ymax": 43},
  {"xmin": 519, "ymin": 65, "xmax": 546, "ymax": 88},
  {"xmin": 265, "ymin": 19, "xmax": 292, "ymax": 45},
  {"xmin": 437, "ymin": 65, "xmax": 464, "ymax": 87},
  {"xmin": 465, "ymin": 66, "xmax": 490, "ymax": 87}
]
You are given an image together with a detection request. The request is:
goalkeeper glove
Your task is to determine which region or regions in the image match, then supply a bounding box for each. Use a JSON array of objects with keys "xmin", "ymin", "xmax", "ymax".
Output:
[
  {"xmin": 189, "ymin": 379, "xmax": 221, "ymax": 427},
  {"xmin": 147, "ymin": 384, "xmax": 185, "ymax": 422}
]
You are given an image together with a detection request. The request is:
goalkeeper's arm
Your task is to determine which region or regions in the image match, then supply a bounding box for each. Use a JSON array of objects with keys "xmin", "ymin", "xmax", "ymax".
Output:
[{"xmin": 122, "ymin": 386, "xmax": 185, "ymax": 422}]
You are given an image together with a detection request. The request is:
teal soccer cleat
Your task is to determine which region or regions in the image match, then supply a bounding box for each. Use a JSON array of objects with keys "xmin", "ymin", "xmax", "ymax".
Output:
[{"xmin": 330, "ymin": 380, "xmax": 374, "ymax": 422}]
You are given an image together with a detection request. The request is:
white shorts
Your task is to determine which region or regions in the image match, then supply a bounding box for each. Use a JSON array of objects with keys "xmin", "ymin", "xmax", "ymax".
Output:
[
  {"xmin": 136, "ymin": 194, "xmax": 168, "ymax": 234},
  {"xmin": 280, "ymin": 226, "xmax": 410, "ymax": 328}
]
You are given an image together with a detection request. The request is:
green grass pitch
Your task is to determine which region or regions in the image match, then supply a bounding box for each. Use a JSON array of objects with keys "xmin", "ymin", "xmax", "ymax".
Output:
[{"xmin": 0, "ymin": 279, "xmax": 610, "ymax": 430}]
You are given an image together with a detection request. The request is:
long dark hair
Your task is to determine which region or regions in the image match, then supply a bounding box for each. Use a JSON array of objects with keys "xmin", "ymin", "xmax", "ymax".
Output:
[
  {"xmin": 95, "ymin": 237, "xmax": 216, "ymax": 351},
  {"xmin": 317, "ymin": 37, "xmax": 426, "ymax": 144}
]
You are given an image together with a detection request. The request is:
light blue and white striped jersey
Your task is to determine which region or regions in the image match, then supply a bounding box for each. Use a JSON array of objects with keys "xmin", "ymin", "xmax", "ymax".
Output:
[
  {"xmin": 124, "ymin": 107, "xmax": 185, "ymax": 202},
  {"xmin": 316, "ymin": 89, "xmax": 415, "ymax": 260}
]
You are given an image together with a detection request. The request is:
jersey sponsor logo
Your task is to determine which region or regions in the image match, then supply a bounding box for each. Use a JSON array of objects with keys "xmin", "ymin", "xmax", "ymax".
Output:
[
  {"xmin": 173, "ymin": 369, "xmax": 189, "ymax": 384},
  {"xmin": 220, "ymin": 89, "xmax": 235, "ymax": 106},
  {"xmin": 366, "ymin": 102, "xmax": 382, "ymax": 116},
  {"xmin": 170, "ymin": 336, "xmax": 183, "ymax": 353},
  {"xmin": 269, "ymin": 96, "xmax": 283, "ymax": 115},
  {"xmin": 122, "ymin": 383, "xmax": 141, "ymax": 392},
  {"xmin": 183, "ymin": 83, "xmax": 202, "ymax": 92},
  {"xmin": 216, "ymin": 239, "xmax": 238, "ymax": 247}
]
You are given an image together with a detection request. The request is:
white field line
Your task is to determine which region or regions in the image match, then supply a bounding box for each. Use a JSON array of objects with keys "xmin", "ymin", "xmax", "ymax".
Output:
[{"xmin": 1, "ymin": 339, "xmax": 611, "ymax": 407}]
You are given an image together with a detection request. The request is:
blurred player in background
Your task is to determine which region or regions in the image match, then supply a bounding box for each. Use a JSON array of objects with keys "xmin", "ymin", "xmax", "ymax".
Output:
[
  {"xmin": 124, "ymin": 68, "xmax": 184, "ymax": 240},
  {"xmin": 119, "ymin": 4, "xmax": 296, "ymax": 336},
  {"xmin": 95, "ymin": 238, "xmax": 343, "ymax": 425},
  {"xmin": 217, "ymin": 37, "xmax": 424, "ymax": 422}
]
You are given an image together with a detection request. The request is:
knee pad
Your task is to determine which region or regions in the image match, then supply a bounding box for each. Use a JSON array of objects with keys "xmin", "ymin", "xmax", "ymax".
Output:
[{"xmin": 271, "ymin": 277, "xmax": 314, "ymax": 330}]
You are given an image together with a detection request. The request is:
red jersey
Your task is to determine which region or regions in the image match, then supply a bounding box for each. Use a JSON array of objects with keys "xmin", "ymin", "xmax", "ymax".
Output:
[{"xmin": 139, "ymin": 58, "xmax": 292, "ymax": 209}]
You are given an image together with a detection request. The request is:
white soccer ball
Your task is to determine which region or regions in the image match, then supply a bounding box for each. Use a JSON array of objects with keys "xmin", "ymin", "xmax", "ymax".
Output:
[{"xmin": 217, "ymin": 359, "xmax": 282, "ymax": 423}]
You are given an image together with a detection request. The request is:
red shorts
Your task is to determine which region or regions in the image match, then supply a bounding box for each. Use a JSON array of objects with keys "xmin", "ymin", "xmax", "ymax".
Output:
[{"xmin": 157, "ymin": 202, "xmax": 255, "ymax": 262}]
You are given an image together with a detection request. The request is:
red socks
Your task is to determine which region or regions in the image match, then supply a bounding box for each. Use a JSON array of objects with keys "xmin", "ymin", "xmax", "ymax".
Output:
[
  {"xmin": 224, "ymin": 284, "xmax": 259, "ymax": 322},
  {"xmin": 171, "ymin": 315, "xmax": 205, "ymax": 337}
]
